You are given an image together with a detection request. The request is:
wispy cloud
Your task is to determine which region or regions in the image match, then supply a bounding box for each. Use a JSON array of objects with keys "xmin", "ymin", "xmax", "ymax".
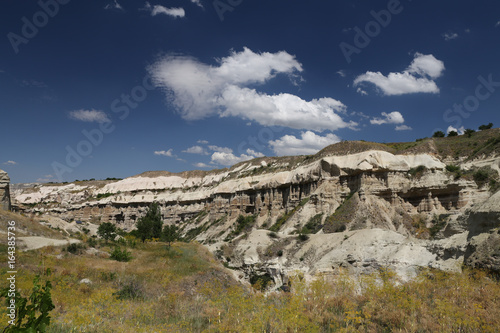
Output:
[
  {"xmin": 149, "ymin": 47, "xmax": 356, "ymax": 132},
  {"xmin": 190, "ymin": 0, "xmax": 204, "ymax": 9},
  {"xmin": 370, "ymin": 111, "xmax": 405, "ymax": 125},
  {"xmin": 69, "ymin": 109, "xmax": 110, "ymax": 123},
  {"xmin": 269, "ymin": 131, "xmax": 340, "ymax": 156},
  {"xmin": 37, "ymin": 174, "xmax": 54, "ymax": 182},
  {"xmin": 3, "ymin": 161, "xmax": 17, "ymax": 166},
  {"xmin": 496, "ymin": 21, "xmax": 500, "ymax": 27},
  {"xmin": 208, "ymin": 145, "xmax": 233, "ymax": 154},
  {"xmin": 354, "ymin": 53, "xmax": 445, "ymax": 96},
  {"xmin": 356, "ymin": 88, "xmax": 367, "ymax": 96},
  {"xmin": 154, "ymin": 149, "xmax": 174, "ymax": 157},
  {"xmin": 442, "ymin": 32, "xmax": 458, "ymax": 41},
  {"xmin": 143, "ymin": 2, "xmax": 185, "ymax": 18},
  {"xmin": 337, "ymin": 70, "xmax": 346, "ymax": 78},
  {"xmin": 183, "ymin": 146, "xmax": 208, "ymax": 155},
  {"xmin": 20, "ymin": 79, "xmax": 47, "ymax": 88},
  {"xmin": 104, "ymin": 0, "xmax": 123, "ymax": 10},
  {"xmin": 395, "ymin": 125, "xmax": 412, "ymax": 131}
]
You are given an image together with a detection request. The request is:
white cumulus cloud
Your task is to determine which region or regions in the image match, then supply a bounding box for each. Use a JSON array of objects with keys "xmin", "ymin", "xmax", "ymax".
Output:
[
  {"xmin": 3, "ymin": 160, "xmax": 17, "ymax": 166},
  {"xmin": 269, "ymin": 131, "xmax": 340, "ymax": 156},
  {"xmin": 447, "ymin": 125, "xmax": 465, "ymax": 135},
  {"xmin": 370, "ymin": 111, "xmax": 405, "ymax": 125},
  {"xmin": 354, "ymin": 53, "xmax": 445, "ymax": 96},
  {"xmin": 144, "ymin": 2, "xmax": 185, "ymax": 18},
  {"xmin": 154, "ymin": 149, "xmax": 174, "ymax": 157},
  {"xmin": 69, "ymin": 109, "xmax": 110, "ymax": 123},
  {"xmin": 148, "ymin": 47, "xmax": 355, "ymax": 131}
]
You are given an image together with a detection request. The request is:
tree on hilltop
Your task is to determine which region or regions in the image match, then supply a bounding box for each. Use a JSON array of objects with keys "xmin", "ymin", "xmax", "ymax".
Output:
[
  {"xmin": 464, "ymin": 129, "xmax": 476, "ymax": 138},
  {"xmin": 432, "ymin": 131, "xmax": 445, "ymax": 138},
  {"xmin": 479, "ymin": 123, "xmax": 493, "ymax": 131}
]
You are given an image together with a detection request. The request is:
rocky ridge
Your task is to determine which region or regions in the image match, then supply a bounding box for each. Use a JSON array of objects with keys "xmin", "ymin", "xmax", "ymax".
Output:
[{"xmin": 11, "ymin": 140, "xmax": 500, "ymax": 288}]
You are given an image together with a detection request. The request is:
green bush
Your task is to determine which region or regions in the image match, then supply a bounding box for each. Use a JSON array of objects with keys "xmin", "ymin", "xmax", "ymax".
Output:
[
  {"xmin": 231, "ymin": 215, "xmax": 256, "ymax": 237},
  {"xmin": 408, "ymin": 165, "xmax": 427, "ymax": 178},
  {"xmin": 86, "ymin": 237, "xmax": 97, "ymax": 248},
  {"xmin": 268, "ymin": 232, "xmax": 278, "ymax": 239},
  {"xmin": 432, "ymin": 131, "xmax": 445, "ymax": 138},
  {"xmin": 301, "ymin": 213, "xmax": 323, "ymax": 234},
  {"xmin": 110, "ymin": 247, "xmax": 132, "ymax": 262},
  {"xmin": 297, "ymin": 234, "xmax": 309, "ymax": 242},
  {"xmin": 65, "ymin": 242, "xmax": 86, "ymax": 254},
  {"xmin": 269, "ymin": 198, "xmax": 310, "ymax": 232},
  {"xmin": 446, "ymin": 165, "xmax": 460, "ymax": 173},
  {"xmin": 113, "ymin": 280, "xmax": 143, "ymax": 300}
]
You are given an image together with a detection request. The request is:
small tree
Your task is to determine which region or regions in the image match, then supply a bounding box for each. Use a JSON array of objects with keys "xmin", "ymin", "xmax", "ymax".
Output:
[
  {"xmin": 478, "ymin": 123, "xmax": 493, "ymax": 130},
  {"xmin": 136, "ymin": 202, "xmax": 163, "ymax": 243},
  {"xmin": 97, "ymin": 222, "xmax": 117, "ymax": 243},
  {"xmin": 464, "ymin": 128, "xmax": 476, "ymax": 138},
  {"xmin": 162, "ymin": 224, "xmax": 178, "ymax": 249},
  {"xmin": 447, "ymin": 131, "xmax": 458, "ymax": 137},
  {"xmin": 432, "ymin": 131, "xmax": 445, "ymax": 138}
]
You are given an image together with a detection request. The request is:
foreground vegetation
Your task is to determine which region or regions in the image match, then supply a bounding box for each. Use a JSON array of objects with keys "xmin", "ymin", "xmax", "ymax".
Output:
[{"xmin": 1, "ymin": 235, "xmax": 500, "ymax": 332}]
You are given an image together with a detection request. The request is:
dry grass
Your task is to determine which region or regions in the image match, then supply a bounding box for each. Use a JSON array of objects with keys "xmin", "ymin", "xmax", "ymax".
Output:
[
  {"xmin": 1, "ymin": 236, "xmax": 499, "ymax": 332},
  {"xmin": 0, "ymin": 209, "xmax": 65, "ymax": 239}
]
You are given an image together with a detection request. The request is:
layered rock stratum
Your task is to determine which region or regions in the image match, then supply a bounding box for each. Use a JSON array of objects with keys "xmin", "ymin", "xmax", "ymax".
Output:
[
  {"xmin": 0, "ymin": 169, "xmax": 10, "ymax": 211},
  {"xmin": 11, "ymin": 134, "xmax": 500, "ymax": 288}
]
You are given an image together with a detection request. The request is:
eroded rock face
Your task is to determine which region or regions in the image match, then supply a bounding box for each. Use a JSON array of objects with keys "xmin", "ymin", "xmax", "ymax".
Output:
[
  {"xmin": 0, "ymin": 169, "xmax": 10, "ymax": 211},
  {"xmin": 11, "ymin": 151, "xmax": 500, "ymax": 286}
]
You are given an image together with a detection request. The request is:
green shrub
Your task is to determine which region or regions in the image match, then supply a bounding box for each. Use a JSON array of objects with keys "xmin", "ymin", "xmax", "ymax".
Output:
[
  {"xmin": 408, "ymin": 165, "xmax": 427, "ymax": 178},
  {"xmin": 65, "ymin": 242, "xmax": 86, "ymax": 254},
  {"xmin": 297, "ymin": 234, "xmax": 309, "ymax": 242},
  {"xmin": 86, "ymin": 237, "xmax": 97, "ymax": 248},
  {"xmin": 268, "ymin": 232, "xmax": 278, "ymax": 239},
  {"xmin": 110, "ymin": 247, "xmax": 132, "ymax": 262},
  {"xmin": 432, "ymin": 131, "xmax": 445, "ymax": 138},
  {"xmin": 301, "ymin": 213, "xmax": 323, "ymax": 234},
  {"xmin": 231, "ymin": 215, "xmax": 256, "ymax": 237},
  {"xmin": 446, "ymin": 165, "xmax": 460, "ymax": 173},
  {"xmin": 269, "ymin": 198, "xmax": 310, "ymax": 232},
  {"xmin": 113, "ymin": 280, "xmax": 143, "ymax": 300}
]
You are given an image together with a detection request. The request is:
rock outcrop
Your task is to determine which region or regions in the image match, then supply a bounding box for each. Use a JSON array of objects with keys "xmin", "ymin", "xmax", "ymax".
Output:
[
  {"xmin": 0, "ymin": 169, "xmax": 11, "ymax": 211},
  {"xmin": 11, "ymin": 148, "xmax": 500, "ymax": 287}
]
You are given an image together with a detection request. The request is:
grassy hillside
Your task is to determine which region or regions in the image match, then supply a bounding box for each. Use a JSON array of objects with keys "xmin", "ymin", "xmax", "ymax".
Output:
[{"xmin": 1, "ymin": 210, "xmax": 500, "ymax": 332}]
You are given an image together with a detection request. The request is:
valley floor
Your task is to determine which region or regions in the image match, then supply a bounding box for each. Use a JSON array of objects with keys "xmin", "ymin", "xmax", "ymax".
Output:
[{"xmin": 1, "ymin": 235, "xmax": 500, "ymax": 332}]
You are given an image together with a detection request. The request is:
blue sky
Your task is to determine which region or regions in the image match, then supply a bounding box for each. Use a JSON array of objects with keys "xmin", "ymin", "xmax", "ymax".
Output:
[{"xmin": 1, "ymin": 0, "xmax": 499, "ymax": 183}]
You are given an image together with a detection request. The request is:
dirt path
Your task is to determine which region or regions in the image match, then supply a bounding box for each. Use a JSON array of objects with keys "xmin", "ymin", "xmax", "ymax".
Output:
[{"xmin": 18, "ymin": 236, "xmax": 80, "ymax": 251}]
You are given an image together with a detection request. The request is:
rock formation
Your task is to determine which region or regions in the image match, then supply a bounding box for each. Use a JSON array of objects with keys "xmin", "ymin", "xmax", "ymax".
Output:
[
  {"xmin": 0, "ymin": 169, "xmax": 11, "ymax": 211},
  {"xmin": 11, "ymin": 144, "xmax": 500, "ymax": 287}
]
